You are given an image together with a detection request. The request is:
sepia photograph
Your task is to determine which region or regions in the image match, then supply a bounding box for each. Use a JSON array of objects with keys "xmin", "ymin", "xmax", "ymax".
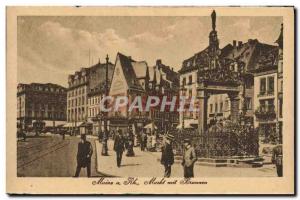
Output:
[{"xmin": 6, "ymin": 6, "xmax": 295, "ymax": 195}]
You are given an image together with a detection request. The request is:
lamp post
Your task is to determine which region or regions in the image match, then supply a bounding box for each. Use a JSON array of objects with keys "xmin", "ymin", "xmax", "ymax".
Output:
[
  {"xmin": 180, "ymin": 85, "xmax": 186, "ymax": 130},
  {"xmin": 101, "ymin": 55, "xmax": 109, "ymax": 156}
]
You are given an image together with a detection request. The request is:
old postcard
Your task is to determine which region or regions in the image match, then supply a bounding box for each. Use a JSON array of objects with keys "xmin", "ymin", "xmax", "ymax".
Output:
[{"xmin": 6, "ymin": 6, "xmax": 295, "ymax": 194}]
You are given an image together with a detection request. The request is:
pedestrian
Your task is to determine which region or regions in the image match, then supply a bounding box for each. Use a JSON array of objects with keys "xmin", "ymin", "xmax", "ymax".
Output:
[
  {"xmin": 102, "ymin": 131, "xmax": 109, "ymax": 156},
  {"xmin": 98, "ymin": 130, "xmax": 103, "ymax": 142},
  {"xmin": 126, "ymin": 128, "xmax": 135, "ymax": 157},
  {"xmin": 151, "ymin": 134, "xmax": 156, "ymax": 151},
  {"xmin": 74, "ymin": 134, "xmax": 93, "ymax": 177},
  {"xmin": 140, "ymin": 131, "xmax": 146, "ymax": 151},
  {"xmin": 62, "ymin": 131, "xmax": 65, "ymax": 140},
  {"xmin": 160, "ymin": 134, "xmax": 175, "ymax": 177},
  {"xmin": 272, "ymin": 144, "xmax": 283, "ymax": 177},
  {"xmin": 147, "ymin": 133, "xmax": 152, "ymax": 151},
  {"xmin": 113, "ymin": 129, "xmax": 125, "ymax": 167},
  {"xmin": 182, "ymin": 139, "xmax": 197, "ymax": 178}
]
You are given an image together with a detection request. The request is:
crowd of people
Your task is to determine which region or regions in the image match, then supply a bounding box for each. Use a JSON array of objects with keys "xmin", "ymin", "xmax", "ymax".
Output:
[
  {"xmin": 74, "ymin": 127, "xmax": 283, "ymax": 178},
  {"xmin": 105, "ymin": 128, "xmax": 197, "ymax": 178}
]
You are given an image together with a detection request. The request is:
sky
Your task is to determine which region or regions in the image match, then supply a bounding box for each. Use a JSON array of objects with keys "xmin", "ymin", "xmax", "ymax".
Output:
[{"xmin": 17, "ymin": 15, "xmax": 282, "ymax": 87}]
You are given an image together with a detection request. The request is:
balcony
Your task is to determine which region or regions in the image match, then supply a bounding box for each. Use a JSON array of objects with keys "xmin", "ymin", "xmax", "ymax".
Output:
[{"xmin": 254, "ymin": 105, "xmax": 276, "ymax": 121}]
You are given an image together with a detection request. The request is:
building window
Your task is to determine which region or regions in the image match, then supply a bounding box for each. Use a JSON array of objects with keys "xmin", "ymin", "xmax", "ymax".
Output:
[
  {"xmin": 210, "ymin": 104, "xmax": 213, "ymax": 113},
  {"xmin": 259, "ymin": 99, "xmax": 274, "ymax": 112},
  {"xmin": 215, "ymin": 103, "xmax": 218, "ymax": 113},
  {"xmin": 245, "ymin": 78, "xmax": 252, "ymax": 89},
  {"xmin": 189, "ymin": 90, "xmax": 192, "ymax": 97},
  {"xmin": 220, "ymin": 102, "xmax": 223, "ymax": 112},
  {"xmin": 268, "ymin": 76, "xmax": 274, "ymax": 94},
  {"xmin": 260, "ymin": 78, "xmax": 266, "ymax": 95},
  {"xmin": 182, "ymin": 78, "xmax": 186, "ymax": 86},
  {"xmin": 245, "ymin": 97, "xmax": 252, "ymax": 110},
  {"xmin": 188, "ymin": 75, "xmax": 192, "ymax": 85}
]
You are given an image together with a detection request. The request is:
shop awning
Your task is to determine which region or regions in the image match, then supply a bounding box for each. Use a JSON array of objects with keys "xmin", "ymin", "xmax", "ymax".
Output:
[
  {"xmin": 143, "ymin": 123, "xmax": 157, "ymax": 130},
  {"xmin": 63, "ymin": 123, "xmax": 73, "ymax": 128},
  {"xmin": 79, "ymin": 122, "xmax": 92, "ymax": 127},
  {"xmin": 54, "ymin": 121, "xmax": 67, "ymax": 126}
]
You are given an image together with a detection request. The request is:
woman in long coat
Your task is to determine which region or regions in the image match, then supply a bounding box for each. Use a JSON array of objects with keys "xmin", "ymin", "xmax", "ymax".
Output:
[{"xmin": 126, "ymin": 130, "xmax": 135, "ymax": 157}]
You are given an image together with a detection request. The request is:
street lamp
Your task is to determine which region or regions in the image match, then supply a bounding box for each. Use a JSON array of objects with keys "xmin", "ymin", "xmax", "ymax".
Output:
[
  {"xmin": 180, "ymin": 85, "xmax": 186, "ymax": 130},
  {"xmin": 101, "ymin": 54, "xmax": 110, "ymax": 156}
]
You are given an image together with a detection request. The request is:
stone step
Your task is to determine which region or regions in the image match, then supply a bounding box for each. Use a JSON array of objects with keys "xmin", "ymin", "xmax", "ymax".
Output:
[{"xmin": 158, "ymin": 158, "xmax": 264, "ymax": 168}]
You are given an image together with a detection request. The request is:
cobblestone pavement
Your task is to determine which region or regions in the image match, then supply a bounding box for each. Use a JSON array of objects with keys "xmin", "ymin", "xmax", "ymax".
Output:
[
  {"xmin": 96, "ymin": 140, "xmax": 277, "ymax": 177},
  {"xmin": 17, "ymin": 134, "xmax": 104, "ymax": 177}
]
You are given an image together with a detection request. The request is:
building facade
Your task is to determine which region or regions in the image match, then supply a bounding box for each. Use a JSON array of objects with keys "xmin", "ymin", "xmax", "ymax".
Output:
[
  {"xmin": 253, "ymin": 24, "xmax": 283, "ymax": 144},
  {"xmin": 108, "ymin": 52, "xmax": 179, "ymax": 134},
  {"xmin": 178, "ymin": 10, "xmax": 279, "ymax": 131},
  {"xmin": 87, "ymin": 60, "xmax": 114, "ymax": 135},
  {"xmin": 67, "ymin": 61, "xmax": 114, "ymax": 134},
  {"xmin": 17, "ymin": 83, "xmax": 67, "ymax": 131}
]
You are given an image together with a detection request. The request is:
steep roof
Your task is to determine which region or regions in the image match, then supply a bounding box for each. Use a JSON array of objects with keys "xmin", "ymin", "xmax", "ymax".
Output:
[
  {"xmin": 179, "ymin": 39, "xmax": 278, "ymax": 74},
  {"xmin": 117, "ymin": 52, "xmax": 144, "ymax": 91},
  {"xmin": 155, "ymin": 60, "xmax": 179, "ymax": 87},
  {"xmin": 251, "ymin": 44, "xmax": 279, "ymax": 73},
  {"xmin": 275, "ymin": 24, "xmax": 283, "ymax": 49}
]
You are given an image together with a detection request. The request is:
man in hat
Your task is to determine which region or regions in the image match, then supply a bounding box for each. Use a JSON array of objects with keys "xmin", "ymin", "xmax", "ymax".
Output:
[
  {"xmin": 160, "ymin": 134, "xmax": 174, "ymax": 177},
  {"xmin": 182, "ymin": 138, "xmax": 197, "ymax": 178},
  {"xmin": 101, "ymin": 130, "xmax": 109, "ymax": 156},
  {"xmin": 74, "ymin": 134, "xmax": 93, "ymax": 177},
  {"xmin": 114, "ymin": 129, "xmax": 126, "ymax": 167},
  {"xmin": 272, "ymin": 144, "xmax": 283, "ymax": 177}
]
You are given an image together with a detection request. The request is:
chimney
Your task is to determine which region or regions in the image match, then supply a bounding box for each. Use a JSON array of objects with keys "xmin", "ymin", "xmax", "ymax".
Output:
[
  {"xmin": 233, "ymin": 40, "xmax": 237, "ymax": 48},
  {"xmin": 238, "ymin": 41, "xmax": 243, "ymax": 48},
  {"xmin": 156, "ymin": 59, "xmax": 162, "ymax": 66},
  {"xmin": 128, "ymin": 56, "xmax": 132, "ymax": 60},
  {"xmin": 171, "ymin": 67, "xmax": 174, "ymax": 71}
]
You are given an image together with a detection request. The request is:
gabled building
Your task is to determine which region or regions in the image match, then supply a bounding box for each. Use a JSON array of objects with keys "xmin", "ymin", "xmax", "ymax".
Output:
[{"xmin": 108, "ymin": 52, "xmax": 179, "ymax": 133}]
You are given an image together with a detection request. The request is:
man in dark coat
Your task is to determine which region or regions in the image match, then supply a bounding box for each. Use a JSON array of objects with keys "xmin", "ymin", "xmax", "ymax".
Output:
[
  {"xmin": 101, "ymin": 130, "xmax": 109, "ymax": 156},
  {"xmin": 272, "ymin": 144, "xmax": 283, "ymax": 177},
  {"xmin": 140, "ymin": 131, "xmax": 146, "ymax": 151},
  {"xmin": 114, "ymin": 129, "xmax": 125, "ymax": 167},
  {"xmin": 74, "ymin": 134, "xmax": 93, "ymax": 177},
  {"xmin": 126, "ymin": 128, "xmax": 135, "ymax": 157},
  {"xmin": 161, "ymin": 134, "xmax": 175, "ymax": 177},
  {"xmin": 182, "ymin": 138, "xmax": 197, "ymax": 178}
]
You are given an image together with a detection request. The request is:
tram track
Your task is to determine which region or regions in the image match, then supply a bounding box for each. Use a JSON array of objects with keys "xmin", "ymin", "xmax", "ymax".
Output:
[{"xmin": 17, "ymin": 139, "xmax": 70, "ymax": 169}]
